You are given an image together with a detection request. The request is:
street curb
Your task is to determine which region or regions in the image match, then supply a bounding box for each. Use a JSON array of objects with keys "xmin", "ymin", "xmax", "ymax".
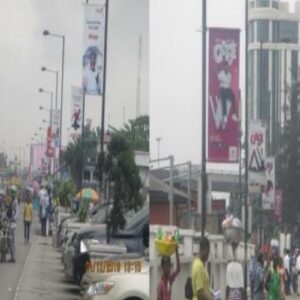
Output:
[{"xmin": 12, "ymin": 235, "xmax": 37, "ymax": 300}]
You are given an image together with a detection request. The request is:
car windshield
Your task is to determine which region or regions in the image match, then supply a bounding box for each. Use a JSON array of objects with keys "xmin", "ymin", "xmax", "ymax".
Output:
[{"xmin": 125, "ymin": 205, "xmax": 149, "ymax": 231}]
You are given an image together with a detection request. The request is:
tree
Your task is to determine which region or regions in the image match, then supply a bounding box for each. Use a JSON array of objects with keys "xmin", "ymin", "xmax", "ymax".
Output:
[
  {"xmin": 277, "ymin": 68, "xmax": 300, "ymax": 231},
  {"xmin": 97, "ymin": 133, "xmax": 144, "ymax": 233},
  {"xmin": 109, "ymin": 115, "xmax": 149, "ymax": 152},
  {"xmin": 62, "ymin": 126, "xmax": 99, "ymax": 189},
  {"xmin": 58, "ymin": 179, "xmax": 76, "ymax": 208}
]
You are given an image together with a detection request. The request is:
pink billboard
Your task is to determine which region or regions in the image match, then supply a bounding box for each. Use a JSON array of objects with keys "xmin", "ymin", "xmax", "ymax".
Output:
[
  {"xmin": 274, "ymin": 189, "xmax": 282, "ymax": 222},
  {"xmin": 208, "ymin": 28, "xmax": 240, "ymax": 162}
]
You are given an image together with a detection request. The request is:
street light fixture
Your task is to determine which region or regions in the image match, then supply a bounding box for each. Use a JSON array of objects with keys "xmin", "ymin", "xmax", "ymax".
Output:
[
  {"xmin": 43, "ymin": 29, "xmax": 65, "ymax": 166},
  {"xmin": 41, "ymin": 66, "xmax": 59, "ymax": 108}
]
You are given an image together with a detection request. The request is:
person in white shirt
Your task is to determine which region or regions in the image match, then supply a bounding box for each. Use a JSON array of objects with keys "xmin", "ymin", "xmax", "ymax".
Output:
[
  {"xmin": 296, "ymin": 252, "xmax": 300, "ymax": 295},
  {"xmin": 83, "ymin": 52, "xmax": 102, "ymax": 95},
  {"xmin": 284, "ymin": 249, "xmax": 291, "ymax": 295},
  {"xmin": 217, "ymin": 60, "xmax": 238, "ymax": 129}
]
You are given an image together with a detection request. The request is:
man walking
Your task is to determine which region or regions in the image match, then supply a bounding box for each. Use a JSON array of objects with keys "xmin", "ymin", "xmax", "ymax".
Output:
[
  {"xmin": 23, "ymin": 196, "xmax": 32, "ymax": 244},
  {"xmin": 192, "ymin": 237, "xmax": 211, "ymax": 300},
  {"xmin": 7, "ymin": 186, "xmax": 19, "ymax": 263},
  {"xmin": 284, "ymin": 249, "xmax": 291, "ymax": 295}
]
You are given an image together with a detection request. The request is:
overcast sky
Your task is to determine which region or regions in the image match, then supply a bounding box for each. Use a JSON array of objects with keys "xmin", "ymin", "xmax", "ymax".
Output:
[
  {"xmin": 150, "ymin": 0, "xmax": 296, "ymax": 169},
  {"xmin": 0, "ymin": 0, "xmax": 148, "ymax": 162}
]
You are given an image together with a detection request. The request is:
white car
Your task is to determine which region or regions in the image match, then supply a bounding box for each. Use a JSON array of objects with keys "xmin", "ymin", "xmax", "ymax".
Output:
[{"xmin": 83, "ymin": 269, "xmax": 149, "ymax": 300}]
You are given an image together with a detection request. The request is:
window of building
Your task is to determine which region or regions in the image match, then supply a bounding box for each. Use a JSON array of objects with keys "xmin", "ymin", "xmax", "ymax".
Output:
[
  {"xmin": 257, "ymin": 0, "xmax": 270, "ymax": 7},
  {"xmin": 272, "ymin": 0, "xmax": 279, "ymax": 9},
  {"xmin": 249, "ymin": 21, "xmax": 255, "ymax": 43},
  {"xmin": 291, "ymin": 51, "xmax": 298, "ymax": 84},
  {"xmin": 257, "ymin": 20, "xmax": 269, "ymax": 42},
  {"xmin": 249, "ymin": 0, "xmax": 255, "ymax": 8},
  {"xmin": 272, "ymin": 21, "xmax": 279, "ymax": 43},
  {"xmin": 279, "ymin": 21, "xmax": 298, "ymax": 44}
]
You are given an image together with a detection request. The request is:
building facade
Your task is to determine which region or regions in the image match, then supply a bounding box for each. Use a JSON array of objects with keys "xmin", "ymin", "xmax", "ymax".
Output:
[{"xmin": 248, "ymin": 0, "xmax": 300, "ymax": 154}]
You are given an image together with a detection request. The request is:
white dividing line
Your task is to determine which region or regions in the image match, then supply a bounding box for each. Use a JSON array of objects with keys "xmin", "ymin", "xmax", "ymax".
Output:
[{"xmin": 13, "ymin": 237, "xmax": 36, "ymax": 300}]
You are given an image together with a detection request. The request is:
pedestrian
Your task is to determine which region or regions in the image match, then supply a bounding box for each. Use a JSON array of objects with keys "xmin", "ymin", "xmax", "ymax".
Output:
[
  {"xmin": 192, "ymin": 236, "xmax": 211, "ymax": 300},
  {"xmin": 23, "ymin": 195, "xmax": 32, "ymax": 244},
  {"xmin": 278, "ymin": 257, "xmax": 287, "ymax": 300},
  {"xmin": 296, "ymin": 251, "xmax": 300, "ymax": 295},
  {"xmin": 226, "ymin": 257, "xmax": 245, "ymax": 300},
  {"xmin": 250, "ymin": 246, "xmax": 260, "ymax": 300},
  {"xmin": 39, "ymin": 190, "xmax": 48, "ymax": 236},
  {"xmin": 284, "ymin": 249, "xmax": 291, "ymax": 295},
  {"xmin": 291, "ymin": 250, "xmax": 298, "ymax": 295},
  {"xmin": 265, "ymin": 256, "xmax": 281, "ymax": 300},
  {"xmin": 157, "ymin": 246, "xmax": 181, "ymax": 300},
  {"xmin": 6, "ymin": 186, "xmax": 19, "ymax": 263},
  {"xmin": 253, "ymin": 253, "xmax": 265, "ymax": 300}
]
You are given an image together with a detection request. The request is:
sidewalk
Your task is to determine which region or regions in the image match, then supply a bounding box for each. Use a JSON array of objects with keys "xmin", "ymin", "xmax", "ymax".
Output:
[{"xmin": 14, "ymin": 234, "xmax": 79, "ymax": 300}]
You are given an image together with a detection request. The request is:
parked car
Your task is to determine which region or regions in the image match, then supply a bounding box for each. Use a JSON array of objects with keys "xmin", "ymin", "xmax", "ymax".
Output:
[{"xmin": 83, "ymin": 268, "xmax": 149, "ymax": 300}]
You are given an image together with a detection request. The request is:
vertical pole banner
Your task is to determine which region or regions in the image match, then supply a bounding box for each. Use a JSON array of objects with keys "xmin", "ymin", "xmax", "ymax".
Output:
[
  {"xmin": 248, "ymin": 121, "xmax": 266, "ymax": 184},
  {"xmin": 51, "ymin": 109, "xmax": 61, "ymax": 149},
  {"xmin": 83, "ymin": 4, "xmax": 106, "ymax": 96},
  {"xmin": 274, "ymin": 189, "xmax": 282, "ymax": 222},
  {"xmin": 71, "ymin": 86, "xmax": 83, "ymax": 141},
  {"xmin": 262, "ymin": 157, "xmax": 275, "ymax": 210},
  {"xmin": 208, "ymin": 28, "xmax": 240, "ymax": 162}
]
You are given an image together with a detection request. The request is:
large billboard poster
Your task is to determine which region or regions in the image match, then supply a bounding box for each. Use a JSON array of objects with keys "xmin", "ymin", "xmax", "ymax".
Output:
[
  {"xmin": 262, "ymin": 157, "xmax": 275, "ymax": 210},
  {"xmin": 83, "ymin": 4, "xmax": 106, "ymax": 96},
  {"xmin": 248, "ymin": 121, "xmax": 266, "ymax": 184},
  {"xmin": 208, "ymin": 28, "xmax": 240, "ymax": 163},
  {"xmin": 51, "ymin": 109, "xmax": 60, "ymax": 148}
]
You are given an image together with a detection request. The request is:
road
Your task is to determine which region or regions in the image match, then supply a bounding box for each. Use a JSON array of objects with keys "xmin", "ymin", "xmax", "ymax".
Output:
[{"xmin": 0, "ymin": 205, "xmax": 79, "ymax": 300}]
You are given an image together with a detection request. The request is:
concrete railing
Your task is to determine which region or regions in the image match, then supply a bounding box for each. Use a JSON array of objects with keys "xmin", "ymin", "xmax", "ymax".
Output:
[{"xmin": 150, "ymin": 225, "xmax": 255, "ymax": 300}]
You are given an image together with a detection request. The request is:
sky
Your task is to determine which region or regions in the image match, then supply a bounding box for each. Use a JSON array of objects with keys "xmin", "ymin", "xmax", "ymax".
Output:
[
  {"xmin": 149, "ymin": 0, "xmax": 297, "ymax": 169},
  {"xmin": 0, "ymin": 0, "xmax": 148, "ymax": 163}
]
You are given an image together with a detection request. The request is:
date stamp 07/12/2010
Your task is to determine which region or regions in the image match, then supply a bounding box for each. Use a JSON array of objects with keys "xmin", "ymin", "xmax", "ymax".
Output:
[{"xmin": 86, "ymin": 260, "xmax": 143, "ymax": 274}]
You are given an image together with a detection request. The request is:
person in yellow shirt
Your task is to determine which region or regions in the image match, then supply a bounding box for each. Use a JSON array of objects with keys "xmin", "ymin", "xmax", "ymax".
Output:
[
  {"xmin": 192, "ymin": 236, "xmax": 212, "ymax": 300},
  {"xmin": 23, "ymin": 196, "xmax": 33, "ymax": 244}
]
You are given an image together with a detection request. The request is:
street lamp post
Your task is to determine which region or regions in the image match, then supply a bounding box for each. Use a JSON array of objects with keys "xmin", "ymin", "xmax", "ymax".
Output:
[
  {"xmin": 43, "ymin": 30, "xmax": 65, "ymax": 173},
  {"xmin": 41, "ymin": 67, "xmax": 59, "ymax": 109}
]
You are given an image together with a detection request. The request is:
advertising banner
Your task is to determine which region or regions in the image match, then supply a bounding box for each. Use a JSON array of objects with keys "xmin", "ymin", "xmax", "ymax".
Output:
[
  {"xmin": 83, "ymin": 4, "xmax": 106, "ymax": 95},
  {"xmin": 274, "ymin": 189, "xmax": 282, "ymax": 221},
  {"xmin": 71, "ymin": 86, "xmax": 83, "ymax": 135},
  {"xmin": 248, "ymin": 121, "xmax": 266, "ymax": 184},
  {"xmin": 51, "ymin": 109, "xmax": 60, "ymax": 148},
  {"xmin": 208, "ymin": 28, "xmax": 240, "ymax": 162},
  {"xmin": 46, "ymin": 127, "xmax": 54, "ymax": 158},
  {"xmin": 262, "ymin": 157, "xmax": 275, "ymax": 210}
]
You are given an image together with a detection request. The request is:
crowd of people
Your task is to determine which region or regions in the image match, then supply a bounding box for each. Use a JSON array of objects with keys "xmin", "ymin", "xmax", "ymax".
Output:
[
  {"xmin": 0, "ymin": 184, "xmax": 56, "ymax": 263},
  {"xmin": 249, "ymin": 248, "xmax": 300, "ymax": 300}
]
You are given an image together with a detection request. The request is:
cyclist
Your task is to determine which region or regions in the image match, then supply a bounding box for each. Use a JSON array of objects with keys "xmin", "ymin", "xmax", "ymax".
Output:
[{"xmin": 6, "ymin": 186, "xmax": 19, "ymax": 263}]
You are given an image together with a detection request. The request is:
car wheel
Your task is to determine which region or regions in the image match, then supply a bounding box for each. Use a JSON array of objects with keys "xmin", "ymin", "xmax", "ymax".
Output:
[{"xmin": 124, "ymin": 298, "xmax": 143, "ymax": 300}]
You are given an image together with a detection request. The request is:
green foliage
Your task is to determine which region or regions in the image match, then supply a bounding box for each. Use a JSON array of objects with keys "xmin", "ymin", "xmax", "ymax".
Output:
[
  {"xmin": 58, "ymin": 180, "xmax": 76, "ymax": 208},
  {"xmin": 97, "ymin": 133, "xmax": 144, "ymax": 233},
  {"xmin": 62, "ymin": 126, "xmax": 100, "ymax": 189},
  {"xmin": 78, "ymin": 197, "xmax": 89, "ymax": 222},
  {"xmin": 277, "ymin": 77, "xmax": 300, "ymax": 230},
  {"xmin": 109, "ymin": 115, "xmax": 149, "ymax": 152}
]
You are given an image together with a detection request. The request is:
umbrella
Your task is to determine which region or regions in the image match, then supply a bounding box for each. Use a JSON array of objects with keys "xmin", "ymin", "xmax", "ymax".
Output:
[{"xmin": 76, "ymin": 188, "xmax": 100, "ymax": 203}]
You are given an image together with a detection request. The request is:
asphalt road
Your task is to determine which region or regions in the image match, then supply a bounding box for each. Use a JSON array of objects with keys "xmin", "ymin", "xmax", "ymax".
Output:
[{"xmin": 0, "ymin": 204, "xmax": 33, "ymax": 300}]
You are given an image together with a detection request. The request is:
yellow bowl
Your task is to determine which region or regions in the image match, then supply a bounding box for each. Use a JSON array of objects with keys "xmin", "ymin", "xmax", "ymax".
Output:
[{"xmin": 155, "ymin": 239, "xmax": 178, "ymax": 257}]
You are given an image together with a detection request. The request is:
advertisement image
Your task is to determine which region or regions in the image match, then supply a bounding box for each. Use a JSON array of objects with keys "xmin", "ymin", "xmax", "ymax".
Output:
[
  {"xmin": 83, "ymin": 4, "xmax": 106, "ymax": 96},
  {"xmin": 208, "ymin": 28, "xmax": 240, "ymax": 163},
  {"xmin": 262, "ymin": 157, "xmax": 275, "ymax": 210}
]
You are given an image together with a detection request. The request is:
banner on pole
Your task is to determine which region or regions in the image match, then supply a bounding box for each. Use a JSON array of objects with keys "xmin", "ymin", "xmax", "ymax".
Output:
[
  {"xmin": 248, "ymin": 121, "xmax": 266, "ymax": 184},
  {"xmin": 46, "ymin": 127, "xmax": 54, "ymax": 158},
  {"xmin": 83, "ymin": 4, "xmax": 106, "ymax": 96},
  {"xmin": 262, "ymin": 157, "xmax": 275, "ymax": 210},
  {"xmin": 208, "ymin": 28, "xmax": 240, "ymax": 163},
  {"xmin": 274, "ymin": 189, "xmax": 282, "ymax": 221},
  {"xmin": 71, "ymin": 87, "xmax": 83, "ymax": 134},
  {"xmin": 51, "ymin": 109, "xmax": 60, "ymax": 148}
]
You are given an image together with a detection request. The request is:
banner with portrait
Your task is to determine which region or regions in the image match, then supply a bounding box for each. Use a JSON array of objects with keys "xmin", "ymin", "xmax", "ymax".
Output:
[
  {"xmin": 248, "ymin": 121, "xmax": 266, "ymax": 184},
  {"xmin": 262, "ymin": 157, "xmax": 275, "ymax": 210},
  {"xmin": 274, "ymin": 189, "xmax": 282, "ymax": 222},
  {"xmin": 83, "ymin": 4, "xmax": 106, "ymax": 96},
  {"xmin": 51, "ymin": 109, "xmax": 60, "ymax": 149},
  {"xmin": 208, "ymin": 28, "xmax": 240, "ymax": 162}
]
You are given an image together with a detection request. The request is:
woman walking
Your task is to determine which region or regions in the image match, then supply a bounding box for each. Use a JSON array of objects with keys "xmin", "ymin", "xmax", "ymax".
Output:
[{"xmin": 23, "ymin": 196, "xmax": 33, "ymax": 244}]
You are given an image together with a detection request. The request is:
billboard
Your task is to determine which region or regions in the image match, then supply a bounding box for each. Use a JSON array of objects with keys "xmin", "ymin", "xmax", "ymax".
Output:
[
  {"xmin": 71, "ymin": 86, "xmax": 83, "ymax": 134},
  {"xmin": 51, "ymin": 109, "xmax": 60, "ymax": 148},
  {"xmin": 274, "ymin": 189, "xmax": 282, "ymax": 221},
  {"xmin": 208, "ymin": 28, "xmax": 240, "ymax": 163},
  {"xmin": 262, "ymin": 157, "xmax": 275, "ymax": 210},
  {"xmin": 248, "ymin": 121, "xmax": 266, "ymax": 184},
  {"xmin": 83, "ymin": 4, "xmax": 106, "ymax": 96}
]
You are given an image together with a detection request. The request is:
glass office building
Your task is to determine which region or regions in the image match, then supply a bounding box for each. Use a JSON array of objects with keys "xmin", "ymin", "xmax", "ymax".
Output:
[{"xmin": 248, "ymin": 0, "xmax": 300, "ymax": 154}]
